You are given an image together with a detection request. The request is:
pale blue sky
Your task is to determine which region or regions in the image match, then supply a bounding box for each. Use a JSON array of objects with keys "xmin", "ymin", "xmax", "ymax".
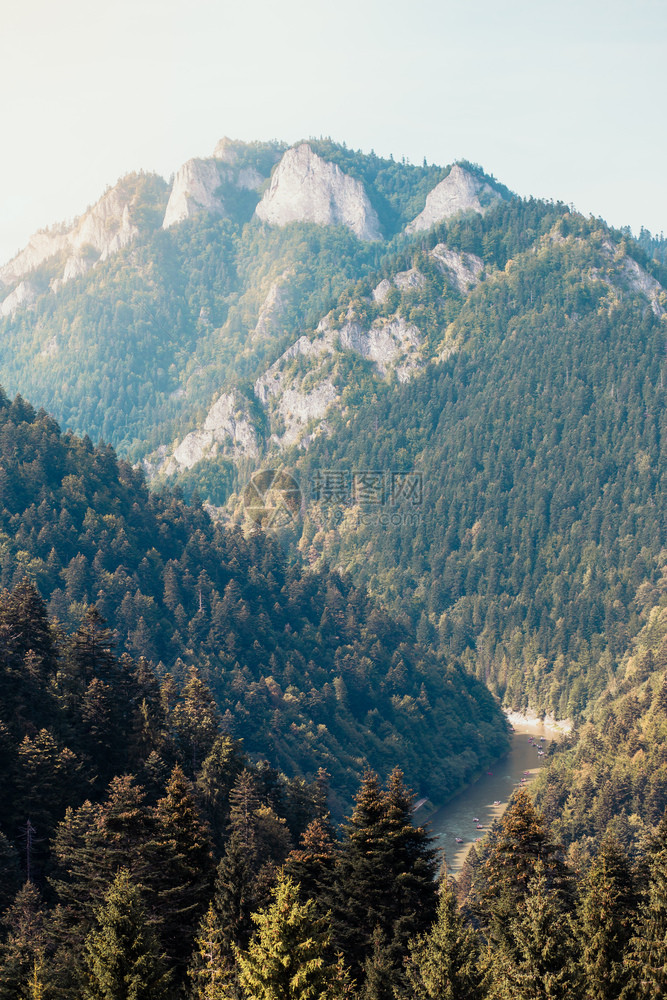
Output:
[{"xmin": 1, "ymin": 0, "xmax": 664, "ymax": 263}]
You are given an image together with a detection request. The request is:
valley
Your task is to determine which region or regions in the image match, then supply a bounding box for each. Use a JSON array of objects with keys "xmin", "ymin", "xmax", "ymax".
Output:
[{"xmin": 0, "ymin": 134, "xmax": 665, "ymax": 997}]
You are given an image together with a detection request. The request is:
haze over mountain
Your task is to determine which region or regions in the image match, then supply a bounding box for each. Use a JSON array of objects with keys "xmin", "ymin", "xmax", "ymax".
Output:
[
  {"xmin": 1, "ymin": 131, "xmax": 667, "ymax": 999},
  {"xmin": 1, "ymin": 135, "xmax": 664, "ymax": 731}
]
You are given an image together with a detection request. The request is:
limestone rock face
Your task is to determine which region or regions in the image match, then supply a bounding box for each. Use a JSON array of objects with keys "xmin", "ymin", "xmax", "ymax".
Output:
[
  {"xmin": 429, "ymin": 244, "xmax": 484, "ymax": 292},
  {"xmin": 0, "ymin": 280, "xmax": 37, "ymax": 317},
  {"xmin": 394, "ymin": 268, "xmax": 426, "ymax": 292},
  {"xmin": 0, "ymin": 178, "xmax": 148, "ymax": 305},
  {"xmin": 255, "ymin": 144, "xmax": 382, "ymax": 241},
  {"xmin": 252, "ymin": 273, "xmax": 292, "ymax": 341},
  {"xmin": 163, "ymin": 139, "xmax": 271, "ymax": 228},
  {"xmin": 616, "ymin": 254, "xmax": 665, "ymax": 316},
  {"xmin": 163, "ymin": 159, "xmax": 228, "ymax": 229},
  {"xmin": 338, "ymin": 316, "xmax": 421, "ymax": 380},
  {"xmin": 372, "ymin": 278, "xmax": 393, "ymax": 304},
  {"xmin": 159, "ymin": 390, "xmax": 259, "ymax": 476},
  {"xmin": 253, "ymin": 302, "xmax": 423, "ymax": 448},
  {"xmin": 406, "ymin": 164, "xmax": 503, "ymax": 233}
]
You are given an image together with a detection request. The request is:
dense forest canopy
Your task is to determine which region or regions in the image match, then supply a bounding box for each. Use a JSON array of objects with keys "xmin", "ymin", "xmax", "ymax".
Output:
[{"xmin": 0, "ymin": 391, "xmax": 507, "ymax": 809}]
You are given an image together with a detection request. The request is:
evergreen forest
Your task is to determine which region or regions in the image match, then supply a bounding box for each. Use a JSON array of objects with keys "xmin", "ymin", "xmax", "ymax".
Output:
[{"xmin": 0, "ymin": 138, "xmax": 666, "ymax": 997}]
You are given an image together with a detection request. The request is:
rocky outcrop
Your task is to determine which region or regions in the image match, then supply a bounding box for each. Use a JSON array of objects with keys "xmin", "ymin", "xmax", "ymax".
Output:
[
  {"xmin": 371, "ymin": 246, "xmax": 483, "ymax": 306},
  {"xmin": 583, "ymin": 238, "xmax": 667, "ymax": 318},
  {"xmin": 394, "ymin": 268, "xmax": 426, "ymax": 292},
  {"xmin": 253, "ymin": 303, "xmax": 423, "ymax": 448},
  {"xmin": 158, "ymin": 390, "xmax": 259, "ymax": 476},
  {"xmin": 0, "ymin": 176, "xmax": 155, "ymax": 306},
  {"xmin": 255, "ymin": 144, "xmax": 382, "ymax": 241},
  {"xmin": 163, "ymin": 159, "xmax": 229, "ymax": 228},
  {"xmin": 372, "ymin": 278, "xmax": 393, "ymax": 304},
  {"xmin": 405, "ymin": 164, "xmax": 503, "ymax": 233},
  {"xmin": 616, "ymin": 253, "xmax": 665, "ymax": 317},
  {"xmin": 252, "ymin": 273, "xmax": 292, "ymax": 340},
  {"xmin": 162, "ymin": 156, "xmax": 265, "ymax": 229},
  {"xmin": 162, "ymin": 137, "xmax": 280, "ymax": 229},
  {"xmin": 0, "ymin": 280, "xmax": 37, "ymax": 317},
  {"xmin": 337, "ymin": 316, "xmax": 421, "ymax": 380},
  {"xmin": 272, "ymin": 380, "xmax": 339, "ymax": 448},
  {"xmin": 430, "ymin": 244, "xmax": 484, "ymax": 292}
]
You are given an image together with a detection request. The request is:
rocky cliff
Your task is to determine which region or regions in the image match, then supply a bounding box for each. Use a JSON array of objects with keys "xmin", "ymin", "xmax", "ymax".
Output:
[
  {"xmin": 255, "ymin": 143, "xmax": 383, "ymax": 241},
  {"xmin": 162, "ymin": 154, "xmax": 266, "ymax": 229},
  {"xmin": 405, "ymin": 164, "xmax": 503, "ymax": 233},
  {"xmin": 155, "ymin": 390, "xmax": 259, "ymax": 476},
  {"xmin": 0, "ymin": 174, "xmax": 167, "ymax": 313}
]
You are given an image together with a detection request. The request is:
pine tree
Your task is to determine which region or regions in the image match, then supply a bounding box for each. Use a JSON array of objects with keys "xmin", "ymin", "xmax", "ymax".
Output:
[
  {"xmin": 623, "ymin": 814, "xmax": 667, "ymax": 998},
  {"xmin": 153, "ymin": 765, "xmax": 214, "ymax": 971},
  {"xmin": 188, "ymin": 903, "xmax": 237, "ymax": 1000},
  {"xmin": 50, "ymin": 775, "xmax": 156, "ymax": 927},
  {"xmin": 334, "ymin": 769, "xmax": 438, "ymax": 978},
  {"xmin": 284, "ymin": 818, "xmax": 337, "ymax": 913},
  {"xmin": 360, "ymin": 927, "xmax": 394, "ymax": 1000},
  {"xmin": 213, "ymin": 830, "xmax": 257, "ymax": 956},
  {"xmin": 236, "ymin": 872, "xmax": 351, "ymax": 1000},
  {"xmin": 0, "ymin": 882, "xmax": 49, "ymax": 1000},
  {"xmin": 196, "ymin": 735, "xmax": 246, "ymax": 851},
  {"xmin": 580, "ymin": 835, "xmax": 637, "ymax": 1000},
  {"xmin": 82, "ymin": 869, "xmax": 171, "ymax": 1000},
  {"xmin": 478, "ymin": 788, "xmax": 570, "ymax": 958},
  {"xmin": 171, "ymin": 667, "xmax": 220, "ymax": 774},
  {"xmin": 488, "ymin": 859, "xmax": 583, "ymax": 1000},
  {"xmin": 401, "ymin": 876, "xmax": 482, "ymax": 1000}
]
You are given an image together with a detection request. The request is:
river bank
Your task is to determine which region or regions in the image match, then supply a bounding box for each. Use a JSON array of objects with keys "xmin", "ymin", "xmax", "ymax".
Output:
[
  {"xmin": 427, "ymin": 716, "xmax": 564, "ymax": 873},
  {"xmin": 504, "ymin": 708, "xmax": 574, "ymax": 735}
]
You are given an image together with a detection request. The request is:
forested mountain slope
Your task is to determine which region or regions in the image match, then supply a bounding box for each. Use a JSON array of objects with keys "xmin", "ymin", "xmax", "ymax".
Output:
[
  {"xmin": 290, "ymin": 214, "xmax": 667, "ymax": 718},
  {"xmin": 0, "ymin": 392, "xmax": 507, "ymax": 809},
  {"xmin": 1, "ymin": 137, "xmax": 665, "ymax": 726}
]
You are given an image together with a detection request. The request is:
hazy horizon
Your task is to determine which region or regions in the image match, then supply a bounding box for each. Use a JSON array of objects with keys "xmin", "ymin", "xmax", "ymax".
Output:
[{"xmin": 2, "ymin": 0, "xmax": 665, "ymax": 263}]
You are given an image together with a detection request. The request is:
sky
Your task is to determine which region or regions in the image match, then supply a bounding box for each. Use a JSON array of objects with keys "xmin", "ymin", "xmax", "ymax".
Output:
[{"xmin": 1, "ymin": 0, "xmax": 665, "ymax": 263}]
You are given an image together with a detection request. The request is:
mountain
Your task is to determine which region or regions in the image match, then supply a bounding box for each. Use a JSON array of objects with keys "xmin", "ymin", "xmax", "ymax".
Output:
[
  {"xmin": 0, "ymin": 391, "xmax": 507, "ymax": 809},
  {"xmin": 0, "ymin": 136, "xmax": 665, "ymax": 729}
]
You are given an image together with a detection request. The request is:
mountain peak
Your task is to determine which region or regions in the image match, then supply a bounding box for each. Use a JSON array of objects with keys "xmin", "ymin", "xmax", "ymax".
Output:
[
  {"xmin": 405, "ymin": 164, "xmax": 505, "ymax": 233},
  {"xmin": 0, "ymin": 173, "xmax": 167, "ymax": 311},
  {"xmin": 254, "ymin": 143, "xmax": 383, "ymax": 241}
]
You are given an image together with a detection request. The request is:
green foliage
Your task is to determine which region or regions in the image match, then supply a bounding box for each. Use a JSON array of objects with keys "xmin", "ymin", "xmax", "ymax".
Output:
[
  {"xmin": 401, "ymin": 878, "xmax": 482, "ymax": 1000},
  {"xmin": 487, "ymin": 859, "xmax": 583, "ymax": 1000},
  {"xmin": 333, "ymin": 769, "xmax": 438, "ymax": 979},
  {"xmin": 296, "ymin": 213, "xmax": 667, "ymax": 717},
  {"xmin": 0, "ymin": 398, "xmax": 508, "ymax": 814},
  {"xmin": 580, "ymin": 836, "xmax": 637, "ymax": 1000},
  {"xmin": 235, "ymin": 871, "xmax": 350, "ymax": 1000},
  {"xmin": 82, "ymin": 869, "xmax": 171, "ymax": 1000}
]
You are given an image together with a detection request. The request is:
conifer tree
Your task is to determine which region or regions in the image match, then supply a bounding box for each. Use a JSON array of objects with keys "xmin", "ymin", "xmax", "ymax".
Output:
[
  {"xmin": 478, "ymin": 788, "xmax": 570, "ymax": 958},
  {"xmin": 284, "ymin": 818, "xmax": 337, "ymax": 913},
  {"xmin": 236, "ymin": 872, "xmax": 351, "ymax": 1000},
  {"xmin": 171, "ymin": 667, "xmax": 220, "ymax": 774},
  {"xmin": 488, "ymin": 859, "xmax": 583, "ymax": 1000},
  {"xmin": 623, "ymin": 814, "xmax": 667, "ymax": 998},
  {"xmin": 188, "ymin": 902, "xmax": 237, "ymax": 1000},
  {"xmin": 334, "ymin": 769, "xmax": 438, "ymax": 978},
  {"xmin": 82, "ymin": 869, "xmax": 171, "ymax": 1000},
  {"xmin": 0, "ymin": 882, "xmax": 49, "ymax": 1000},
  {"xmin": 50, "ymin": 776, "xmax": 156, "ymax": 926},
  {"xmin": 196, "ymin": 734, "xmax": 247, "ymax": 851},
  {"xmin": 360, "ymin": 927, "xmax": 395, "ymax": 1000},
  {"xmin": 153, "ymin": 764, "xmax": 214, "ymax": 970},
  {"xmin": 402, "ymin": 876, "xmax": 482, "ymax": 1000},
  {"xmin": 213, "ymin": 830, "xmax": 257, "ymax": 957},
  {"xmin": 580, "ymin": 835, "xmax": 637, "ymax": 1000}
]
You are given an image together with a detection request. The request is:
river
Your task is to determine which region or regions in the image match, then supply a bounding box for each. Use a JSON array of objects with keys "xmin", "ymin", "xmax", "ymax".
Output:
[{"xmin": 425, "ymin": 718, "xmax": 559, "ymax": 873}]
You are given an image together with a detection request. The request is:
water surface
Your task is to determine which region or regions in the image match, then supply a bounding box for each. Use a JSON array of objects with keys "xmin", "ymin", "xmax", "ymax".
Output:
[{"xmin": 427, "ymin": 719, "xmax": 555, "ymax": 872}]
